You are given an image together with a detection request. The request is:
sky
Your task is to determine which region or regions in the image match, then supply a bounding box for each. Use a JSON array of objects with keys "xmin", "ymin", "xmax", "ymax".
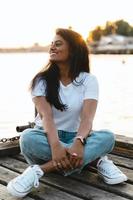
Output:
[{"xmin": 0, "ymin": 0, "xmax": 133, "ymax": 47}]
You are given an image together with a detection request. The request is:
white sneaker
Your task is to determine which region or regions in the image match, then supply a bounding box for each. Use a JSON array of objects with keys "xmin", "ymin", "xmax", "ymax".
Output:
[
  {"xmin": 7, "ymin": 165, "xmax": 44, "ymax": 198},
  {"xmin": 97, "ymin": 156, "xmax": 128, "ymax": 185}
]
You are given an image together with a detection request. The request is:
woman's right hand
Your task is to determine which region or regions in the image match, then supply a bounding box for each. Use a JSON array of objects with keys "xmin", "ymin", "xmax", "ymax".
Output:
[{"xmin": 51, "ymin": 142, "xmax": 73, "ymax": 172}]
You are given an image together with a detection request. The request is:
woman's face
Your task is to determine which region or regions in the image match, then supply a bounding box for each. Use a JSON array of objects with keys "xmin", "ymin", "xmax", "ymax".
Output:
[{"xmin": 49, "ymin": 34, "xmax": 70, "ymax": 63}]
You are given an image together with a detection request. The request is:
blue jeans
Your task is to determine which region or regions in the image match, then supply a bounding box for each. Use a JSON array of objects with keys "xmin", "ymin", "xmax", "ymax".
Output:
[{"xmin": 19, "ymin": 127, "xmax": 115, "ymax": 175}]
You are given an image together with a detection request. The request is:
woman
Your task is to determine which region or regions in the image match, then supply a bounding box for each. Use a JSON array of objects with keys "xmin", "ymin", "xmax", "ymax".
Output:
[{"xmin": 7, "ymin": 28, "xmax": 127, "ymax": 198}]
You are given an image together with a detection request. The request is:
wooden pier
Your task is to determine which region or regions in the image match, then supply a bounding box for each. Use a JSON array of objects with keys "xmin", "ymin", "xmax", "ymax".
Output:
[{"xmin": 0, "ymin": 134, "xmax": 133, "ymax": 200}]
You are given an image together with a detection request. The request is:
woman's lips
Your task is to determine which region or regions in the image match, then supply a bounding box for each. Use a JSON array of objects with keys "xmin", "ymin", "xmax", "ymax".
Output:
[
  {"xmin": 50, "ymin": 52, "xmax": 57, "ymax": 55},
  {"xmin": 50, "ymin": 51, "xmax": 58, "ymax": 55}
]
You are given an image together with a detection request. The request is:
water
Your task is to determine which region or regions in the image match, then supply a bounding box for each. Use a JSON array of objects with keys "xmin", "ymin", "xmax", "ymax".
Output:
[{"xmin": 0, "ymin": 53, "xmax": 133, "ymax": 139}]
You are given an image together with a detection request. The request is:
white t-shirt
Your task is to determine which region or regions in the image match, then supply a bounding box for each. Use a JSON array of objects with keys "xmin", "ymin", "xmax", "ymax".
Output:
[{"xmin": 32, "ymin": 72, "xmax": 99, "ymax": 132}]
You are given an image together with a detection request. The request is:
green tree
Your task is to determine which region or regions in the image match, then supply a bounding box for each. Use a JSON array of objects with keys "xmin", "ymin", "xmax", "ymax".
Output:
[
  {"xmin": 103, "ymin": 21, "xmax": 117, "ymax": 35},
  {"xmin": 87, "ymin": 19, "xmax": 133, "ymax": 42},
  {"xmin": 115, "ymin": 20, "xmax": 133, "ymax": 36}
]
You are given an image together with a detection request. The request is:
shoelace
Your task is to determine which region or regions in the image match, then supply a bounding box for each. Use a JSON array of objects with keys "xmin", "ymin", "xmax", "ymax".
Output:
[
  {"xmin": 100, "ymin": 168, "xmax": 119, "ymax": 175},
  {"xmin": 15, "ymin": 169, "xmax": 39, "ymax": 189},
  {"xmin": 33, "ymin": 173, "xmax": 40, "ymax": 188},
  {"xmin": 99, "ymin": 160, "xmax": 122, "ymax": 175}
]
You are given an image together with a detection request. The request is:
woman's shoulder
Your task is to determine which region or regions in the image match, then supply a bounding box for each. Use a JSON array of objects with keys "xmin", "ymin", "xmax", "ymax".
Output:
[
  {"xmin": 77, "ymin": 72, "xmax": 98, "ymax": 83},
  {"xmin": 34, "ymin": 77, "xmax": 46, "ymax": 87}
]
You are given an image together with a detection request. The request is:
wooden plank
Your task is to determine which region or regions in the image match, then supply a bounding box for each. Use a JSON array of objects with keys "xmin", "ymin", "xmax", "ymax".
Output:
[
  {"xmin": 0, "ymin": 166, "xmax": 128, "ymax": 200},
  {"xmin": 41, "ymin": 173, "xmax": 131, "ymax": 200},
  {"xmin": 108, "ymin": 154, "xmax": 133, "ymax": 169},
  {"xmin": 1, "ymin": 156, "xmax": 133, "ymax": 183},
  {"xmin": 13, "ymin": 153, "xmax": 26, "ymax": 162},
  {"xmin": 115, "ymin": 135, "xmax": 133, "ymax": 150},
  {"xmin": 71, "ymin": 169, "xmax": 133, "ymax": 199},
  {"xmin": 30, "ymin": 185, "xmax": 83, "ymax": 200},
  {"xmin": 118, "ymin": 167, "xmax": 133, "ymax": 184},
  {"xmin": 0, "ymin": 157, "xmax": 29, "ymax": 172},
  {"xmin": 0, "ymin": 141, "xmax": 20, "ymax": 157},
  {"xmin": 112, "ymin": 135, "xmax": 133, "ymax": 158},
  {"xmin": 0, "ymin": 157, "xmax": 131, "ymax": 200},
  {"xmin": 0, "ymin": 184, "xmax": 34, "ymax": 200},
  {"xmin": 112, "ymin": 146, "xmax": 133, "ymax": 159},
  {"xmin": 15, "ymin": 153, "xmax": 133, "ymax": 171},
  {"xmin": 0, "ymin": 166, "xmax": 83, "ymax": 200}
]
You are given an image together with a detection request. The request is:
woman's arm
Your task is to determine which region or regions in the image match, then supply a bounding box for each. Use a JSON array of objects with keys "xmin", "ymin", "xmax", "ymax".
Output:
[
  {"xmin": 33, "ymin": 96, "xmax": 72, "ymax": 171},
  {"xmin": 66, "ymin": 99, "xmax": 98, "ymax": 168},
  {"xmin": 33, "ymin": 96, "xmax": 59, "ymax": 146},
  {"xmin": 77, "ymin": 99, "xmax": 98, "ymax": 138}
]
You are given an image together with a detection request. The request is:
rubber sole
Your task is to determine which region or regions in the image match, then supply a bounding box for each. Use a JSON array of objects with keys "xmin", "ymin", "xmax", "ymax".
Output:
[
  {"xmin": 7, "ymin": 181, "xmax": 29, "ymax": 198},
  {"xmin": 98, "ymin": 173, "xmax": 128, "ymax": 185}
]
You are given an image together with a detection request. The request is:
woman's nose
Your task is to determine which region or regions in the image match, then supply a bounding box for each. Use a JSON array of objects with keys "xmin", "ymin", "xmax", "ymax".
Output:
[
  {"xmin": 50, "ymin": 43, "xmax": 56, "ymax": 50},
  {"xmin": 49, "ymin": 44, "xmax": 56, "ymax": 53}
]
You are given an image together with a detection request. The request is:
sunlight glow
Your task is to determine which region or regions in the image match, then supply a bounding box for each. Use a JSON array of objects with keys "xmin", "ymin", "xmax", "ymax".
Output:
[{"xmin": 0, "ymin": 0, "xmax": 132, "ymax": 46}]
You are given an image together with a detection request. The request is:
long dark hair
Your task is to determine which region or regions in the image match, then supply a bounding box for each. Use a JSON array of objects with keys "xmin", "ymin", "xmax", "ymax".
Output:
[{"xmin": 30, "ymin": 28, "xmax": 90, "ymax": 111}]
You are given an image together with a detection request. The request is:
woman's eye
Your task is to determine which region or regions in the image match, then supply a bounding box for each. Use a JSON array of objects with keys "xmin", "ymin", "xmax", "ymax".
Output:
[
  {"xmin": 50, "ymin": 41, "xmax": 63, "ymax": 48},
  {"xmin": 55, "ymin": 42, "xmax": 62, "ymax": 47}
]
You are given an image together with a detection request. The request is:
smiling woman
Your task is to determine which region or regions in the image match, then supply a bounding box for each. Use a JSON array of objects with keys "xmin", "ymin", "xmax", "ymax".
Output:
[
  {"xmin": 49, "ymin": 35, "xmax": 70, "ymax": 64},
  {"xmin": 6, "ymin": 28, "xmax": 127, "ymax": 198}
]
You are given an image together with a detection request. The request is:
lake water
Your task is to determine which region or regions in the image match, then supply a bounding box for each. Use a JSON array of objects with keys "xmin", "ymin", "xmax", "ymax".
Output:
[{"xmin": 0, "ymin": 53, "xmax": 133, "ymax": 139}]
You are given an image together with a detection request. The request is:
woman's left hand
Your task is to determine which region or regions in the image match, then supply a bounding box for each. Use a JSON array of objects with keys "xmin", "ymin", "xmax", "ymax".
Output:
[{"xmin": 66, "ymin": 140, "xmax": 84, "ymax": 169}]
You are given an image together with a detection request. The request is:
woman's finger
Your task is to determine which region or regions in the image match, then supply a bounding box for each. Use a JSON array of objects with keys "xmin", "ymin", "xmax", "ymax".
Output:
[
  {"xmin": 52, "ymin": 160, "xmax": 59, "ymax": 171},
  {"xmin": 74, "ymin": 158, "xmax": 83, "ymax": 168},
  {"xmin": 64, "ymin": 157, "xmax": 74, "ymax": 170},
  {"xmin": 70, "ymin": 154, "xmax": 78, "ymax": 167}
]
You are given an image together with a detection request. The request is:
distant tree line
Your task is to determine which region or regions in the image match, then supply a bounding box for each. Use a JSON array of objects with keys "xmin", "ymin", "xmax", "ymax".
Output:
[{"xmin": 87, "ymin": 19, "xmax": 133, "ymax": 42}]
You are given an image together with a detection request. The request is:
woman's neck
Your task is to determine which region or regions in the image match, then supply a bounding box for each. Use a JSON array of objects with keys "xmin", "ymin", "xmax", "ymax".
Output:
[
  {"xmin": 58, "ymin": 63, "xmax": 70, "ymax": 79},
  {"xmin": 58, "ymin": 63, "xmax": 72, "ymax": 85}
]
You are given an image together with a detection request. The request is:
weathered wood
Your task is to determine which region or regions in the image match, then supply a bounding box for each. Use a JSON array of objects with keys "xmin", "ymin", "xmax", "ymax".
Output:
[
  {"xmin": 0, "ymin": 166, "xmax": 128, "ymax": 200},
  {"xmin": 71, "ymin": 169, "xmax": 133, "ymax": 199},
  {"xmin": 0, "ymin": 157, "xmax": 132, "ymax": 200},
  {"xmin": 13, "ymin": 153, "xmax": 26, "ymax": 162},
  {"xmin": 112, "ymin": 135, "xmax": 133, "ymax": 158},
  {"xmin": 0, "ymin": 166, "xmax": 83, "ymax": 200},
  {"xmin": 43, "ymin": 172, "xmax": 133, "ymax": 199},
  {"xmin": 0, "ymin": 140, "xmax": 20, "ymax": 157},
  {"xmin": 0, "ymin": 133, "xmax": 133, "ymax": 199},
  {"xmin": 2, "ymin": 156, "xmax": 133, "ymax": 183},
  {"xmin": 30, "ymin": 184, "xmax": 83, "ymax": 200},
  {"xmin": 112, "ymin": 146, "xmax": 133, "ymax": 159},
  {"xmin": 0, "ymin": 184, "xmax": 34, "ymax": 200},
  {"xmin": 0, "ymin": 157, "xmax": 29, "ymax": 172},
  {"xmin": 115, "ymin": 135, "xmax": 133, "ymax": 150},
  {"xmin": 108, "ymin": 154, "xmax": 133, "ymax": 169},
  {"xmin": 41, "ymin": 173, "xmax": 131, "ymax": 200}
]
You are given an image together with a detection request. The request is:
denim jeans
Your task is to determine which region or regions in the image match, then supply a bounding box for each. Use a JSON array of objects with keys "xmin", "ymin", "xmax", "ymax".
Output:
[{"xmin": 20, "ymin": 127, "xmax": 115, "ymax": 176}]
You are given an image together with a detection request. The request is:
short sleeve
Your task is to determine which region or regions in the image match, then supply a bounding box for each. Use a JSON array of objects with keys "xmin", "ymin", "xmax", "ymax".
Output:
[
  {"xmin": 31, "ymin": 79, "xmax": 46, "ymax": 98},
  {"xmin": 83, "ymin": 74, "xmax": 99, "ymax": 100}
]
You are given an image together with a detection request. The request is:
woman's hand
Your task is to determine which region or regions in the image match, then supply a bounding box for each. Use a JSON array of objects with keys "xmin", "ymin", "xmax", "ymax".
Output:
[
  {"xmin": 66, "ymin": 139, "xmax": 84, "ymax": 169},
  {"xmin": 51, "ymin": 142, "xmax": 73, "ymax": 172}
]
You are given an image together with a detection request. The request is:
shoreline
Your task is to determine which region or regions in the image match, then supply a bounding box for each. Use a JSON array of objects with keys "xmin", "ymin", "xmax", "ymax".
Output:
[{"xmin": 0, "ymin": 46, "xmax": 133, "ymax": 54}]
